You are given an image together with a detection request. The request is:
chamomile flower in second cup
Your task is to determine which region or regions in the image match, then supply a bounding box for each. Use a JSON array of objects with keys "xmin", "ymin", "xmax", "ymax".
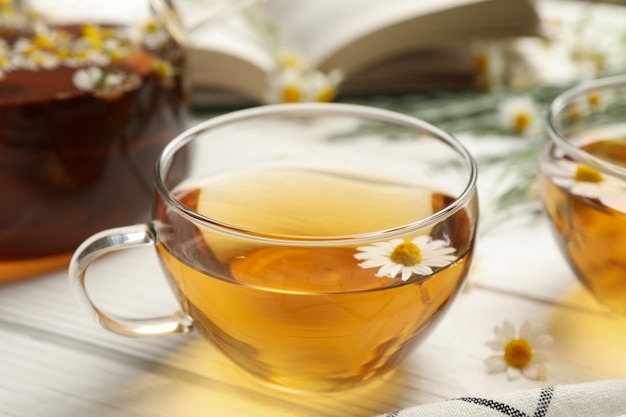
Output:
[{"xmin": 539, "ymin": 75, "xmax": 626, "ymax": 316}]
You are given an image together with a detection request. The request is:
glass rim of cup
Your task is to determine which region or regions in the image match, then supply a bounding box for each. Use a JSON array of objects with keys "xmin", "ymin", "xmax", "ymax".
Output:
[
  {"xmin": 155, "ymin": 102, "xmax": 478, "ymax": 245},
  {"xmin": 547, "ymin": 74, "xmax": 626, "ymax": 181}
]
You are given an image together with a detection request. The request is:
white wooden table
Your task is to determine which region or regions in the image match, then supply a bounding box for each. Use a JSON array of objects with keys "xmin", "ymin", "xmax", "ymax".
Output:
[
  {"xmin": 4, "ymin": 1, "xmax": 626, "ymax": 411},
  {"xmin": 1, "ymin": 130, "xmax": 625, "ymax": 417}
]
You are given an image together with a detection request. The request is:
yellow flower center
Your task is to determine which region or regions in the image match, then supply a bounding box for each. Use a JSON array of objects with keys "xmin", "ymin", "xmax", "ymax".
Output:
[
  {"xmin": 567, "ymin": 104, "xmax": 581, "ymax": 122},
  {"xmin": 474, "ymin": 53, "xmax": 488, "ymax": 74},
  {"xmin": 282, "ymin": 85, "xmax": 301, "ymax": 103},
  {"xmin": 575, "ymin": 165, "xmax": 603, "ymax": 183},
  {"xmin": 504, "ymin": 339, "xmax": 532, "ymax": 368},
  {"xmin": 55, "ymin": 48, "xmax": 70, "ymax": 59},
  {"xmin": 590, "ymin": 53, "xmax": 605, "ymax": 72},
  {"xmin": 390, "ymin": 241, "xmax": 422, "ymax": 266},
  {"xmin": 316, "ymin": 85, "xmax": 335, "ymax": 102},
  {"xmin": 587, "ymin": 91, "xmax": 602, "ymax": 108},
  {"xmin": 23, "ymin": 44, "xmax": 37, "ymax": 56},
  {"xmin": 144, "ymin": 21, "xmax": 159, "ymax": 34},
  {"xmin": 33, "ymin": 34, "xmax": 55, "ymax": 50},
  {"xmin": 514, "ymin": 112, "xmax": 530, "ymax": 133},
  {"xmin": 56, "ymin": 30, "xmax": 72, "ymax": 43},
  {"xmin": 152, "ymin": 60, "xmax": 172, "ymax": 80},
  {"xmin": 283, "ymin": 55, "xmax": 300, "ymax": 70},
  {"xmin": 81, "ymin": 24, "xmax": 103, "ymax": 49},
  {"xmin": 74, "ymin": 50, "xmax": 88, "ymax": 61}
]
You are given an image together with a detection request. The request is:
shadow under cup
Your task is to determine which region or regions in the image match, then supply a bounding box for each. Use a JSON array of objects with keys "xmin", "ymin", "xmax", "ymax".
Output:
[
  {"xmin": 540, "ymin": 75, "xmax": 626, "ymax": 316},
  {"xmin": 71, "ymin": 103, "xmax": 479, "ymax": 391}
]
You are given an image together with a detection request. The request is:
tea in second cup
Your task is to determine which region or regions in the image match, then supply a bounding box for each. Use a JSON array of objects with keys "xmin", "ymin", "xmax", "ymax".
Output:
[
  {"xmin": 540, "ymin": 75, "xmax": 626, "ymax": 315},
  {"xmin": 70, "ymin": 103, "xmax": 479, "ymax": 391}
]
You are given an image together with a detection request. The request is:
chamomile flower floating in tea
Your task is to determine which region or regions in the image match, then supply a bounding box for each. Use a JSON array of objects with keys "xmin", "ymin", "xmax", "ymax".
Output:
[
  {"xmin": 550, "ymin": 159, "xmax": 626, "ymax": 213},
  {"xmin": 0, "ymin": 15, "xmax": 174, "ymax": 85},
  {"xmin": 484, "ymin": 320, "xmax": 553, "ymax": 381},
  {"xmin": 498, "ymin": 95, "xmax": 540, "ymax": 136},
  {"xmin": 354, "ymin": 236, "xmax": 457, "ymax": 281},
  {"xmin": 73, "ymin": 66, "xmax": 142, "ymax": 99}
]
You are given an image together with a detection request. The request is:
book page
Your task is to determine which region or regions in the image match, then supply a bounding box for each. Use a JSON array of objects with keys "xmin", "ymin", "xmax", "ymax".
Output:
[
  {"xmin": 259, "ymin": 0, "xmax": 538, "ymax": 77},
  {"xmin": 176, "ymin": 0, "xmax": 275, "ymax": 101},
  {"xmin": 179, "ymin": 0, "xmax": 538, "ymax": 104},
  {"xmin": 259, "ymin": 0, "xmax": 478, "ymax": 68},
  {"xmin": 183, "ymin": 0, "xmax": 274, "ymax": 73}
]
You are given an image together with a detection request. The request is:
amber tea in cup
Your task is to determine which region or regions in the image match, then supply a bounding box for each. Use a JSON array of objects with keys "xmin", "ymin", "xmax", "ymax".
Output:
[
  {"xmin": 70, "ymin": 103, "xmax": 478, "ymax": 391},
  {"xmin": 540, "ymin": 75, "xmax": 626, "ymax": 315},
  {"xmin": 0, "ymin": 0, "xmax": 188, "ymax": 281}
]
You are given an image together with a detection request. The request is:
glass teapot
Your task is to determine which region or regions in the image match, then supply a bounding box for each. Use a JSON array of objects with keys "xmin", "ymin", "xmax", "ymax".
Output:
[{"xmin": 0, "ymin": 0, "xmax": 190, "ymax": 281}]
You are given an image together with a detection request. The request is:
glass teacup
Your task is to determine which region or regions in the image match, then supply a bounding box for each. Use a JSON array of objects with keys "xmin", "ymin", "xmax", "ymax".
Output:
[
  {"xmin": 70, "ymin": 103, "xmax": 479, "ymax": 391},
  {"xmin": 539, "ymin": 75, "xmax": 626, "ymax": 315}
]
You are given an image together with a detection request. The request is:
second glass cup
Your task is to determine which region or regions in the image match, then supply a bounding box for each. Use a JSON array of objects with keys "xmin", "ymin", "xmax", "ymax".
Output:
[
  {"xmin": 540, "ymin": 75, "xmax": 626, "ymax": 315},
  {"xmin": 70, "ymin": 103, "xmax": 479, "ymax": 391}
]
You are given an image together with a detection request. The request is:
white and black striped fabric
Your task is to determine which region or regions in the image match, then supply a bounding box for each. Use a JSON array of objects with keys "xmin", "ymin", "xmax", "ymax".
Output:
[{"xmin": 377, "ymin": 379, "xmax": 626, "ymax": 417}]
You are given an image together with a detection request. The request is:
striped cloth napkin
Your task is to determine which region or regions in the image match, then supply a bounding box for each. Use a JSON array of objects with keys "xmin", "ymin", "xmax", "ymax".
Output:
[{"xmin": 377, "ymin": 379, "xmax": 626, "ymax": 417}]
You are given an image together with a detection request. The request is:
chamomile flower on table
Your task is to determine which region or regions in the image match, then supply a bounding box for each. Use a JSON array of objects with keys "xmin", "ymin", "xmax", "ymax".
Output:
[
  {"xmin": 548, "ymin": 159, "xmax": 626, "ymax": 213},
  {"xmin": 353, "ymin": 235, "xmax": 457, "ymax": 281},
  {"xmin": 484, "ymin": 320, "xmax": 553, "ymax": 381},
  {"xmin": 472, "ymin": 41, "xmax": 505, "ymax": 92},
  {"xmin": 498, "ymin": 95, "xmax": 541, "ymax": 136},
  {"xmin": 307, "ymin": 69, "xmax": 343, "ymax": 102},
  {"xmin": 265, "ymin": 67, "xmax": 305, "ymax": 103},
  {"xmin": 265, "ymin": 66, "xmax": 343, "ymax": 104}
]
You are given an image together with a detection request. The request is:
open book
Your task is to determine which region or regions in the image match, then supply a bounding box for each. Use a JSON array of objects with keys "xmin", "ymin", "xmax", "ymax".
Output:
[{"xmin": 173, "ymin": 0, "xmax": 541, "ymax": 105}]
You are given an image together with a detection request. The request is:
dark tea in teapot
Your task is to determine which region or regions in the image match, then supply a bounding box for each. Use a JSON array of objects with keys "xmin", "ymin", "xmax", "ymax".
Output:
[{"xmin": 0, "ymin": 2, "xmax": 188, "ymax": 281}]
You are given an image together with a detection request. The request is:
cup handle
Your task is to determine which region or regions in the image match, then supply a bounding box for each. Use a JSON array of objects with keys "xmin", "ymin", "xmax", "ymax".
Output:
[{"xmin": 69, "ymin": 222, "xmax": 193, "ymax": 337}]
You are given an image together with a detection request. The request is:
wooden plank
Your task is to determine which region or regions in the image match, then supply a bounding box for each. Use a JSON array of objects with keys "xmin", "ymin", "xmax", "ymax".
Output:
[{"xmin": 2, "ymin": 268, "xmax": 625, "ymax": 417}]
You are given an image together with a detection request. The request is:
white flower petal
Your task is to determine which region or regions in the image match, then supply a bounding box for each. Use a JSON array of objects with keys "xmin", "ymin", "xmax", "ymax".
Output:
[
  {"xmin": 571, "ymin": 181, "xmax": 601, "ymax": 198},
  {"xmin": 485, "ymin": 320, "xmax": 553, "ymax": 381},
  {"xmin": 376, "ymin": 263, "xmax": 398, "ymax": 278},
  {"xmin": 354, "ymin": 253, "xmax": 385, "ymax": 263},
  {"xmin": 486, "ymin": 339, "xmax": 506, "ymax": 351},
  {"xmin": 507, "ymin": 366, "xmax": 521, "ymax": 380},
  {"xmin": 354, "ymin": 236, "xmax": 455, "ymax": 280},
  {"xmin": 411, "ymin": 235, "xmax": 430, "ymax": 247},
  {"xmin": 522, "ymin": 364, "xmax": 540, "ymax": 380},
  {"xmin": 532, "ymin": 351, "xmax": 553, "ymax": 362},
  {"xmin": 390, "ymin": 264, "xmax": 404, "ymax": 279},
  {"xmin": 411, "ymin": 264, "xmax": 433, "ymax": 276},
  {"xmin": 424, "ymin": 238, "xmax": 447, "ymax": 250},
  {"xmin": 530, "ymin": 334, "xmax": 554, "ymax": 350},
  {"xmin": 484, "ymin": 355, "xmax": 507, "ymax": 373},
  {"xmin": 422, "ymin": 255, "xmax": 456, "ymax": 268},
  {"xmin": 498, "ymin": 321, "xmax": 516, "ymax": 340},
  {"xmin": 600, "ymin": 187, "xmax": 626, "ymax": 213},
  {"xmin": 519, "ymin": 320, "xmax": 537, "ymax": 339},
  {"xmin": 400, "ymin": 268, "xmax": 413, "ymax": 281}
]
